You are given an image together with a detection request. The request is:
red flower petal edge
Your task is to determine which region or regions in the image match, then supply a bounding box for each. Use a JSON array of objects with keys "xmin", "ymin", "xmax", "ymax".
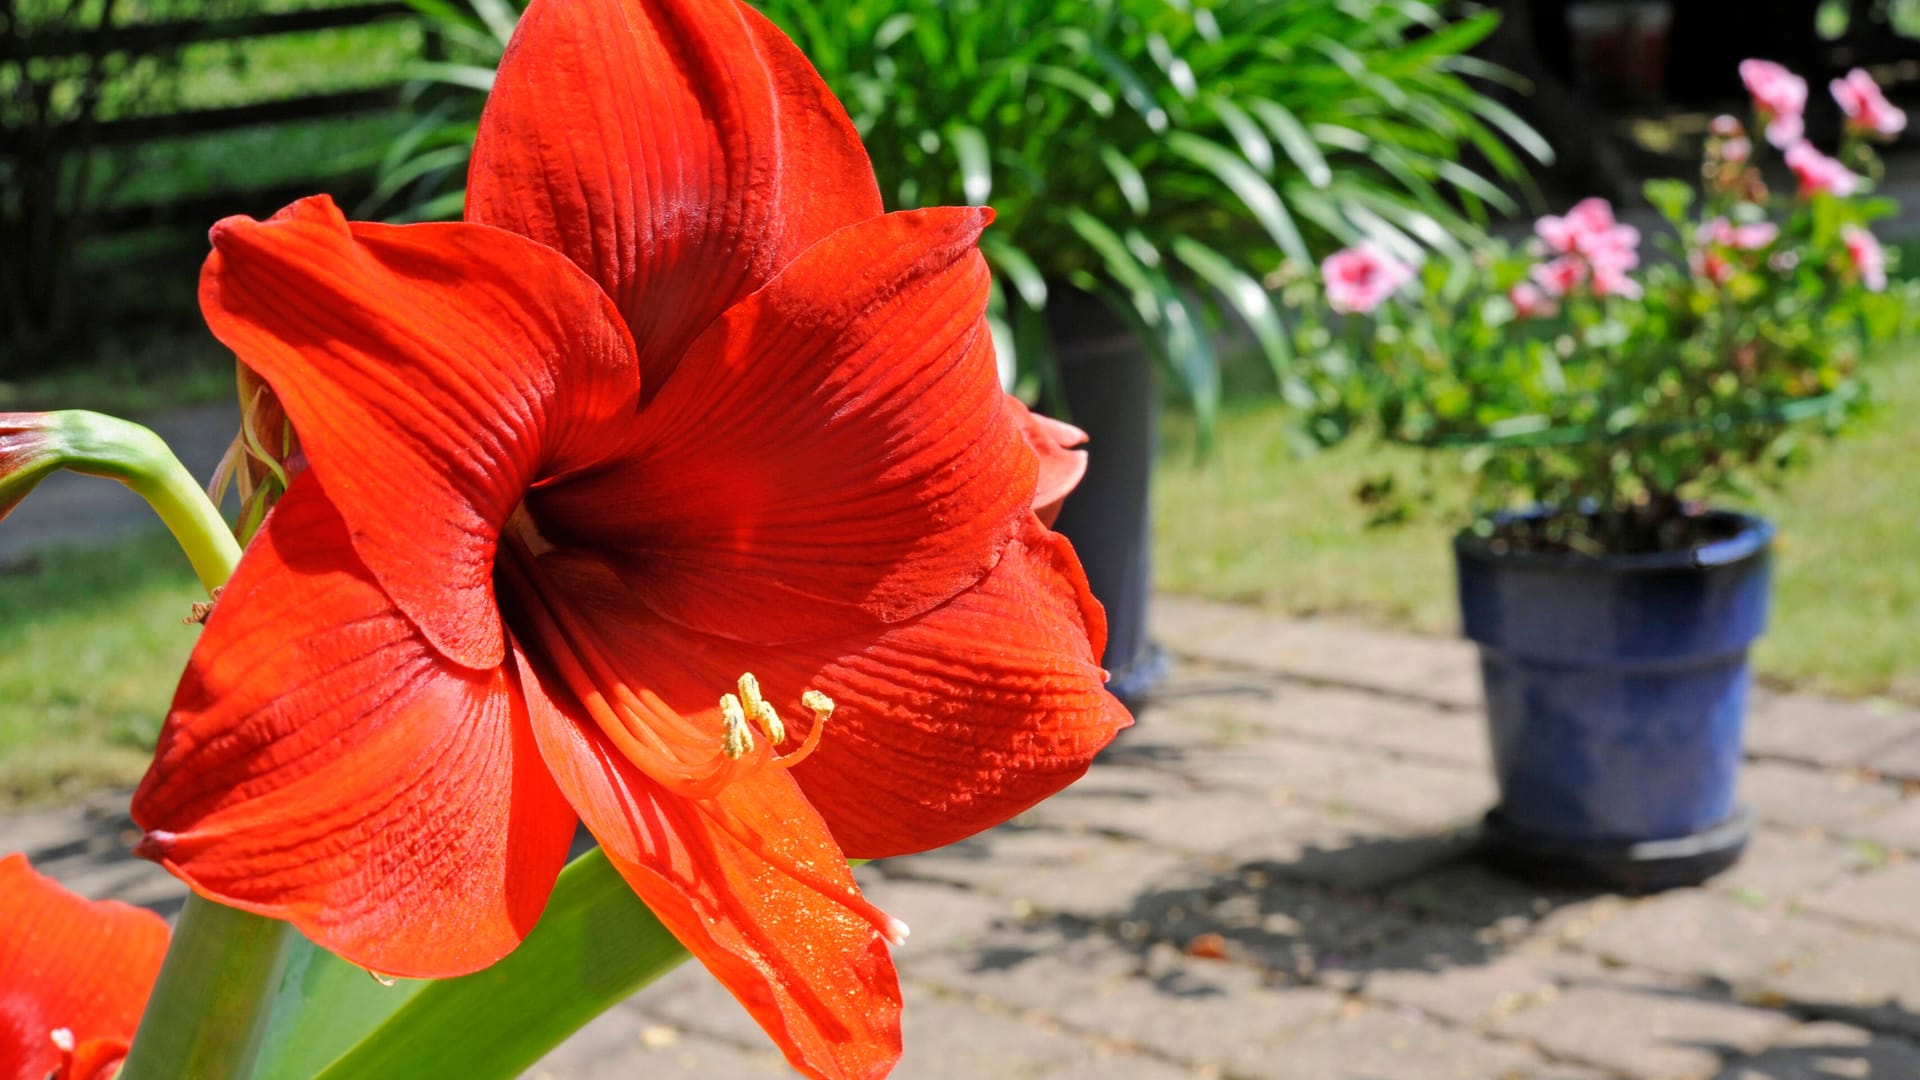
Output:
[{"xmin": 0, "ymin": 854, "xmax": 169, "ymax": 1080}]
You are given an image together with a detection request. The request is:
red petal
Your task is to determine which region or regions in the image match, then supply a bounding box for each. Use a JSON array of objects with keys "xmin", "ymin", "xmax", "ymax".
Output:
[
  {"xmin": 468, "ymin": 0, "xmax": 883, "ymax": 397},
  {"xmin": 499, "ymin": 510, "xmax": 1125, "ymax": 863},
  {"xmin": 789, "ymin": 518, "xmax": 1129, "ymax": 856},
  {"xmin": 530, "ymin": 208, "xmax": 1036, "ymax": 645},
  {"xmin": 130, "ymin": 477, "xmax": 576, "ymax": 978},
  {"xmin": 198, "ymin": 195, "xmax": 640, "ymax": 670},
  {"xmin": 515, "ymin": 647, "xmax": 902, "ymax": 1080},
  {"xmin": 1006, "ymin": 396, "xmax": 1089, "ymax": 528},
  {"xmin": 0, "ymin": 854, "xmax": 168, "ymax": 1080}
]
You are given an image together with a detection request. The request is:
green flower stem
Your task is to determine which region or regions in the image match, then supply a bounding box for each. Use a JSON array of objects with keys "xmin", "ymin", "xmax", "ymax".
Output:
[
  {"xmin": 27, "ymin": 410, "xmax": 295, "ymax": 1080},
  {"xmin": 118, "ymin": 897, "xmax": 297, "ymax": 1080},
  {"xmin": 38, "ymin": 410, "xmax": 243, "ymax": 592}
]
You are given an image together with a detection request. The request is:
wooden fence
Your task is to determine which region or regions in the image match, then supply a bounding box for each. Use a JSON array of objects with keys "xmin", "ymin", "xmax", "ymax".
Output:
[{"xmin": 1, "ymin": 0, "xmax": 429, "ymax": 363}]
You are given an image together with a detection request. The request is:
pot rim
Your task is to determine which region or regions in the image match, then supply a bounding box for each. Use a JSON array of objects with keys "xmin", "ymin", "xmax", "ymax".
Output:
[{"xmin": 1454, "ymin": 508, "xmax": 1775, "ymax": 574}]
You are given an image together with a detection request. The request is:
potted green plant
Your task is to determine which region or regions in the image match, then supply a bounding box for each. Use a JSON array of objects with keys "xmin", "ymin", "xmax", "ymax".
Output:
[
  {"xmin": 1290, "ymin": 60, "xmax": 1914, "ymax": 887},
  {"xmin": 369, "ymin": 0, "xmax": 1544, "ymax": 704}
]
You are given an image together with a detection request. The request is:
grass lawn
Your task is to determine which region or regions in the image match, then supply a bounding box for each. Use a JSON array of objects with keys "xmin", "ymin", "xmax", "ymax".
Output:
[
  {"xmin": 0, "ymin": 534, "xmax": 206, "ymax": 807},
  {"xmin": 1156, "ymin": 348, "xmax": 1920, "ymax": 703}
]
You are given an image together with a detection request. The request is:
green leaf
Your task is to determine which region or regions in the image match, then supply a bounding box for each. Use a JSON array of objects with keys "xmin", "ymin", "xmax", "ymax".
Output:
[
  {"xmin": 945, "ymin": 122, "xmax": 993, "ymax": 204},
  {"xmin": 1165, "ymin": 131, "xmax": 1309, "ymax": 265},
  {"xmin": 1099, "ymin": 145, "xmax": 1150, "ymax": 216},
  {"xmin": 1171, "ymin": 235, "xmax": 1294, "ymax": 389},
  {"xmin": 410, "ymin": 61, "xmax": 498, "ymax": 94},
  {"xmin": 466, "ymin": 0, "xmax": 522, "ymax": 46},
  {"xmin": 981, "ymin": 233, "xmax": 1049, "ymax": 308},
  {"xmin": 308, "ymin": 850, "xmax": 691, "ymax": 1079},
  {"xmin": 1247, "ymin": 99, "xmax": 1331, "ymax": 188},
  {"xmin": 1203, "ymin": 94, "xmax": 1274, "ymax": 175},
  {"xmin": 252, "ymin": 941, "xmax": 425, "ymax": 1080}
]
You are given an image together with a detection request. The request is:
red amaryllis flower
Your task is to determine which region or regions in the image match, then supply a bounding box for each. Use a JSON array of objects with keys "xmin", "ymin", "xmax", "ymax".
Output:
[
  {"xmin": 1, "ymin": 854, "xmax": 170, "ymax": 1080},
  {"xmin": 130, "ymin": 0, "xmax": 1128, "ymax": 1075}
]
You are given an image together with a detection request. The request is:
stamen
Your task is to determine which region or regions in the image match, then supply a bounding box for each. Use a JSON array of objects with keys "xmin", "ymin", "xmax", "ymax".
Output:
[
  {"xmin": 735, "ymin": 673, "xmax": 786, "ymax": 744},
  {"xmin": 770, "ymin": 688, "xmax": 837, "ymax": 771},
  {"xmin": 720, "ymin": 694, "xmax": 754, "ymax": 760},
  {"xmin": 801, "ymin": 690, "xmax": 835, "ymax": 722}
]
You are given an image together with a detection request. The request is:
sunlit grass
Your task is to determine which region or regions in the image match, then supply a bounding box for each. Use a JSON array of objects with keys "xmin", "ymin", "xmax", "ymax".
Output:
[
  {"xmin": 0, "ymin": 533, "xmax": 206, "ymax": 808},
  {"xmin": 1156, "ymin": 349, "xmax": 1920, "ymax": 702}
]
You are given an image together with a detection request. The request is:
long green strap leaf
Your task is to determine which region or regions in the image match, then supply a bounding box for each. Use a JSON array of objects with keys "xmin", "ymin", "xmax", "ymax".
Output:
[{"xmin": 309, "ymin": 849, "xmax": 691, "ymax": 1079}]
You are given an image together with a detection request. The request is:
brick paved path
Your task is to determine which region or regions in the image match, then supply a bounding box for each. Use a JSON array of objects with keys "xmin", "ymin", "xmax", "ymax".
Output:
[{"xmin": 10, "ymin": 595, "xmax": 1920, "ymax": 1079}]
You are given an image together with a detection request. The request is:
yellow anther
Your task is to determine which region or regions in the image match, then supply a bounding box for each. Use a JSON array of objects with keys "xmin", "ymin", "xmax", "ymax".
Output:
[
  {"xmin": 801, "ymin": 690, "xmax": 836, "ymax": 723},
  {"xmin": 754, "ymin": 700, "xmax": 786, "ymax": 745},
  {"xmin": 736, "ymin": 672, "xmax": 788, "ymax": 744},
  {"xmin": 737, "ymin": 673, "xmax": 765, "ymax": 712},
  {"xmin": 720, "ymin": 693, "xmax": 754, "ymax": 760}
]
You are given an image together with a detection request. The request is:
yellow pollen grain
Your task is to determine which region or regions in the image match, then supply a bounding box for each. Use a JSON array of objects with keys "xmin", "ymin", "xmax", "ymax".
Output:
[
  {"xmin": 720, "ymin": 693, "xmax": 754, "ymax": 760},
  {"xmin": 753, "ymin": 699, "xmax": 786, "ymax": 745},
  {"xmin": 801, "ymin": 690, "xmax": 835, "ymax": 723}
]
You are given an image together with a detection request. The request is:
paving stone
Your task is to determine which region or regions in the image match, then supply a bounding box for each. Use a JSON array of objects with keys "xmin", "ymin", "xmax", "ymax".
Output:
[
  {"xmin": 1350, "ymin": 928, "xmax": 1603, "ymax": 1027},
  {"xmin": 1839, "ymin": 796, "xmax": 1920, "ymax": 854},
  {"xmin": 1238, "ymin": 1005, "xmax": 1543, "ymax": 1080},
  {"xmin": 1239, "ymin": 827, "xmax": 1475, "ymax": 892},
  {"xmin": 1023, "ymin": 782, "xmax": 1329, "ymax": 858},
  {"xmin": 1709, "ymin": 1021, "xmax": 1920, "ymax": 1080},
  {"xmin": 1798, "ymin": 862, "xmax": 1920, "ymax": 937},
  {"xmin": 635, "ymin": 956, "xmax": 776, "ymax": 1050},
  {"xmin": 1166, "ymin": 685, "xmax": 1491, "ymax": 771},
  {"xmin": 895, "ymin": 984, "xmax": 1098, "ymax": 1079},
  {"xmin": 887, "ymin": 824, "xmax": 1191, "ymax": 922},
  {"xmin": 1491, "ymin": 980, "xmax": 1794, "ymax": 1079},
  {"xmin": 1762, "ymin": 928, "xmax": 1920, "ymax": 1037},
  {"xmin": 1033, "ymin": 1055, "xmax": 1201, "ymax": 1080},
  {"xmin": 1049, "ymin": 944, "xmax": 1342, "ymax": 1070},
  {"xmin": 905, "ymin": 923, "xmax": 1145, "ymax": 1018},
  {"xmin": 1151, "ymin": 596, "xmax": 1481, "ymax": 708},
  {"xmin": 1124, "ymin": 872, "xmax": 1417, "ymax": 978},
  {"xmin": 1324, "ymin": 756, "xmax": 1498, "ymax": 832},
  {"xmin": 1744, "ymin": 694, "xmax": 1918, "ymax": 769},
  {"xmin": 1382, "ymin": 860, "xmax": 1621, "ymax": 941},
  {"xmin": 1709, "ymin": 828, "xmax": 1868, "ymax": 904},
  {"xmin": 1863, "ymin": 733, "xmax": 1920, "ymax": 783},
  {"xmin": 855, "ymin": 871, "xmax": 1016, "ymax": 949},
  {"xmin": 1741, "ymin": 762, "xmax": 1901, "ymax": 832},
  {"xmin": 1572, "ymin": 890, "xmax": 1854, "ymax": 987},
  {"xmin": 529, "ymin": 1014, "xmax": 790, "ymax": 1079},
  {"xmin": 1344, "ymin": 708, "xmax": 1495, "ymax": 771},
  {"xmin": 1181, "ymin": 738, "xmax": 1393, "ymax": 808}
]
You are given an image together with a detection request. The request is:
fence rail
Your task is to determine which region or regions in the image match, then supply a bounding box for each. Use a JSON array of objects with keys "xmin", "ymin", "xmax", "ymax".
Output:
[{"xmin": 1, "ymin": 0, "xmax": 433, "ymax": 360}]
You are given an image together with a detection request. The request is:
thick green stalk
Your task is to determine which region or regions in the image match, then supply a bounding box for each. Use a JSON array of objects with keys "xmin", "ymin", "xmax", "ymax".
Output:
[
  {"xmin": 117, "ymin": 898, "xmax": 297, "ymax": 1080},
  {"xmin": 21, "ymin": 411, "xmax": 296, "ymax": 1080}
]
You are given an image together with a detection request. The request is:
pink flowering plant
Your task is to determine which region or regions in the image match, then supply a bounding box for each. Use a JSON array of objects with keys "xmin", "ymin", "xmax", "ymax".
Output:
[{"xmin": 1287, "ymin": 61, "xmax": 1915, "ymax": 554}]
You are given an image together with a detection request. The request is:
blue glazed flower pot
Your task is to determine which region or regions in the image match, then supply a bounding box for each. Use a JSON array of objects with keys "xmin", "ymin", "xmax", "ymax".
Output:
[{"xmin": 1455, "ymin": 511, "xmax": 1773, "ymax": 886}]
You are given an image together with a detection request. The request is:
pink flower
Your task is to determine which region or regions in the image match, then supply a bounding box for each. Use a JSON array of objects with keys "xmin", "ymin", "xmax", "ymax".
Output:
[
  {"xmin": 1536, "ymin": 198, "xmax": 1640, "ymax": 267},
  {"xmin": 1720, "ymin": 136, "xmax": 1752, "ymax": 164},
  {"xmin": 1690, "ymin": 247, "xmax": 1733, "ymax": 285},
  {"xmin": 1709, "ymin": 114, "xmax": 1745, "ymax": 139},
  {"xmin": 1321, "ymin": 244, "xmax": 1414, "ymax": 314},
  {"xmin": 1785, "ymin": 141, "xmax": 1862, "ymax": 198},
  {"xmin": 1536, "ymin": 197, "xmax": 1614, "ymax": 254},
  {"xmin": 1740, "ymin": 59, "xmax": 1808, "ymax": 148},
  {"xmin": 1508, "ymin": 282, "xmax": 1557, "ymax": 319},
  {"xmin": 1832, "ymin": 68, "xmax": 1906, "ymax": 138},
  {"xmin": 1530, "ymin": 256, "xmax": 1586, "ymax": 298},
  {"xmin": 1590, "ymin": 261, "xmax": 1643, "ymax": 300},
  {"xmin": 1843, "ymin": 225, "xmax": 1887, "ymax": 291},
  {"xmin": 1703, "ymin": 216, "xmax": 1780, "ymax": 251}
]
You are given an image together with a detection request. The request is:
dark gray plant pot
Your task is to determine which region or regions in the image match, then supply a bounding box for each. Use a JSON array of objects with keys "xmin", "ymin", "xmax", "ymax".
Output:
[{"xmin": 1044, "ymin": 290, "xmax": 1169, "ymax": 707}]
